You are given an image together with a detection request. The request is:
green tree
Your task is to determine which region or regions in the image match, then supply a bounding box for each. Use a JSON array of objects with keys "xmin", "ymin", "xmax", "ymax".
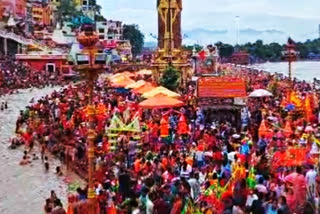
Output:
[
  {"xmin": 182, "ymin": 44, "xmax": 203, "ymax": 52},
  {"xmin": 89, "ymin": 0, "xmax": 102, "ymax": 15},
  {"xmin": 95, "ymin": 14, "xmax": 106, "ymax": 21},
  {"xmin": 57, "ymin": 0, "xmax": 82, "ymax": 24},
  {"xmin": 215, "ymin": 42, "xmax": 234, "ymax": 58},
  {"xmin": 123, "ymin": 24, "xmax": 145, "ymax": 56},
  {"xmin": 159, "ymin": 66, "xmax": 181, "ymax": 91}
]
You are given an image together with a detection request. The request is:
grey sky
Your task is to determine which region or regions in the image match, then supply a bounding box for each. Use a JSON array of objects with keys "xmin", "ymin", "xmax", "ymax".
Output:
[{"xmin": 97, "ymin": 0, "xmax": 320, "ymax": 44}]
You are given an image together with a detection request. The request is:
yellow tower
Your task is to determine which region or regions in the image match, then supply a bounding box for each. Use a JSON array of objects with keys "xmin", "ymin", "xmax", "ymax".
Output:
[{"xmin": 152, "ymin": 0, "xmax": 190, "ymax": 87}]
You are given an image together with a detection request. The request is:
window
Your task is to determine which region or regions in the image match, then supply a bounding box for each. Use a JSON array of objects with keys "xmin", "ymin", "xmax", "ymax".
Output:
[
  {"xmin": 76, "ymin": 54, "xmax": 90, "ymax": 65},
  {"xmin": 99, "ymin": 35, "xmax": 105, "ymax": 40},
  {"xmin": 99, "ymin": 28, "xmax": 104, "ymax": 33}
]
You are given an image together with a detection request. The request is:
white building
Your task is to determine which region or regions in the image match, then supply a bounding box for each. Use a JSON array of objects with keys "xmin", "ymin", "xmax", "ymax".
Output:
[{"xmin": 96, "ymin": 20, "xmax": 123, "ymax": 41}]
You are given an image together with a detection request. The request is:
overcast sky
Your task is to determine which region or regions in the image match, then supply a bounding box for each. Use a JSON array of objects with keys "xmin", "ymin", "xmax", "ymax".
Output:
[{"xmin": 97, "ymin": 0, "xmax": 320, "ymax": 44}]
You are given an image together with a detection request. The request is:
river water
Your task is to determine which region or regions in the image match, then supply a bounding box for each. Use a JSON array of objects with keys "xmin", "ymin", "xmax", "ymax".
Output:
[
  {"xmin": 249, "ymin": 61, "xmax": 320, "ymax": 82},
  {"xmin": 0, "ymin": 86, "xmax": 83, "ymax": 214}
]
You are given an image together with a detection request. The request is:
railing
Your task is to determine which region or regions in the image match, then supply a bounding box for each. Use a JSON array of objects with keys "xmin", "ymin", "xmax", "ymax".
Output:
[{"xmin": 0, "ymin": 29, "xmax": 53, "ymax": 51}]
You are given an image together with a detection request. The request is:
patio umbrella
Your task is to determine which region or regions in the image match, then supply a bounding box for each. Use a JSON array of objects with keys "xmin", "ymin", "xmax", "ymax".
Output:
[
  {"xmin": 132, "ymin": 83, "xmax": 156, "ymax": 94},
  {"xmin": 249, "ymin": 89, "xmax": 273, "ymax": 98},
  {"xmin": 125, "ymin": 80, "xmax": 146, "ymax": 89},
  {"xmin": 109, "ymin": 71, "xmax": 135, "ymax": 81},
  {"xmin": 137, "ymin": 69, "xmax": 153, "ymax": 75},
  {"xmin": 142, "ymin": 86, "xmax": 180, "ymax": 98},
  {"xmin": 111, "ymin": 77, "xmax": 135, "ymax": 88},
  {"xmin": 139, "ymin": 94, "xmax": 184, "ymax": 109}
]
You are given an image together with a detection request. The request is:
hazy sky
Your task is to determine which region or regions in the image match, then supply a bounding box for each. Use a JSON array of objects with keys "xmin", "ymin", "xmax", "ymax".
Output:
[{"xmin": 97, "ymin": 0, "xmax": 320, "ymax": 44}]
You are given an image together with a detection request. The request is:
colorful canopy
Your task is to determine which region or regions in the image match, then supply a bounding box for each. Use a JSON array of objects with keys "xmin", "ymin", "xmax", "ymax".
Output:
[
  {"xmin": 141, "ymin": 86, "xmax": 180, "ymax": 98},
  {"xmin": 125, "ymin": 80, "xmax": 146, "ymax": 89},
  {"xmin": 132, "ymin": 83, "xmax": 156, "ymax": 94},
  {"xmin": 109, "ymin": 72, "xmax": 135, "ymax": 81},
  {"xmin": 111, "ymin": 77, "xmax": 135, "ymax": 88},
  {"xmin": 139, "ymin": 94, "xmax": 184, "ymax": 109}
]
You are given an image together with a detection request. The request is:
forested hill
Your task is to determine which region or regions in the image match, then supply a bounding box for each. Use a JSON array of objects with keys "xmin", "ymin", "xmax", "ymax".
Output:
[{"xmin": 183, "ymin": 38, "xmax": 320, "ymax": 62}]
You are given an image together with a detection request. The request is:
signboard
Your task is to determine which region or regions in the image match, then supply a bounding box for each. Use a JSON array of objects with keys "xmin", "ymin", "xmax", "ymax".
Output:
[{"xmin": 197, "ymin": 77, "xmax": 246, "ymax": 98}]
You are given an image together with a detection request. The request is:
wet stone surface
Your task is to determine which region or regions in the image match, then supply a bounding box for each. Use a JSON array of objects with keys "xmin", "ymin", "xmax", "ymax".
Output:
[{"xmin": 0, "ymin": 87, "xmax": 83, "ymax": 214}]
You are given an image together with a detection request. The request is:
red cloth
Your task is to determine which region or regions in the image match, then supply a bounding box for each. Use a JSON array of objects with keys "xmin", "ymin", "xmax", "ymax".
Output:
[
  {"xmin": 160, "ymin": 116, "xmax": 169, "ymax": 137},
  {"xmin": 177, "ymin": 114, "xmax": 188, "ymax": 135},
  {"xmin": 198, "ymin": 50, "xmax": 206, "ymax": 60},
  {"xmin": 285, "ymin": 172, "xmax": 307, "ymax": 209},
  {"xmin": 212, "ymin": 152, "xmax": 223, "ymax": 161}
]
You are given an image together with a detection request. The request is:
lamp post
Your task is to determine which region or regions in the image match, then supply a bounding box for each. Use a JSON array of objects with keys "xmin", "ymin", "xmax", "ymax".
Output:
[
  {"xmin": 282, "ymin": 38, "xmax": 298, "ymax": 84},
  {"xmin": 192, "ymin": 45, "xmax": 198, "ymax": 76},
  {"xmin": 75, "ymin": 24, "xmax": 106, "ymax": 214}
]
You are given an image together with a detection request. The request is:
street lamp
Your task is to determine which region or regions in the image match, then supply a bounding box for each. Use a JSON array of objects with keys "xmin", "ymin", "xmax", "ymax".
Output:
[
  {"xmin": 282, "ymin": 37, "xmax": 298, "ymax": 83},
  {"xmin": 75, "ymin": 24, "xmax": 107, "ymax": 214}
]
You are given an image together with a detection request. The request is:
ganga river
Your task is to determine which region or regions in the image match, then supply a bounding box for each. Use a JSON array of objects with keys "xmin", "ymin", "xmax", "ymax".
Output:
[
  {"xmin": 0, "ymin": 86, "xmax": 84, "ymax": 214},
  {"xmin": 249, "ymin": 61, "xmax": 320, "ymax": 82}
]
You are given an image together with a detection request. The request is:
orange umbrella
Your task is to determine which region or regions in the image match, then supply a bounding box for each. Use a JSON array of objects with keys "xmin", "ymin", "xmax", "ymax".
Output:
[
  {"xmin": 132, "ymin": 82, "xmax": 156, "ymax": 94},
  {"xmin": 142, "ymin": 86, "xmax": 180, "ymax": 98},
  {"xmin": 109, "ymin": 71, "xmax": 135, "ymax": 80},
  {"xmin": 111, "ymin": 77, "xmax": 135, "ymax": 88},
  {"xmin": 139, "ymin": 94, "xmax": 184, "ymax": 109},
  {"xmin": 126, "ymin": 80, "xmax": 146, "ymax": 89}
]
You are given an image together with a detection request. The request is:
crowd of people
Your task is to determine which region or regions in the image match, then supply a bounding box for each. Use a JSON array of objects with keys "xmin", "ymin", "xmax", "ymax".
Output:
[
  {"xmin": 0, "ymin": 56, "xmax": 65, "ymax": 96},
  {"xmin": 44, "ymin": 190, "xmax": 67, "ymax": 214},
  {"xmin": 12, "ymin": 66, "xmax": 320, "ymax": 214}
]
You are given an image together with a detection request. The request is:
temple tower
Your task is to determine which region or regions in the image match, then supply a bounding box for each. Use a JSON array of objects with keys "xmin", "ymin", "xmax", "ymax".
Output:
[
  {"xmin": 157, "ymin": 0, "xmax": 182, "ymax": 50},
  {"xmin": 152, "ymin": 0, "xmax": 191, "ymax": 87}
]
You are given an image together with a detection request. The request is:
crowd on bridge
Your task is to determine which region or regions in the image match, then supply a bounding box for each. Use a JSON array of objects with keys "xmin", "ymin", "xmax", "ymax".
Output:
[{"xmin": 12, "ymin": 65, "xmax": 320, "ymax": 214}]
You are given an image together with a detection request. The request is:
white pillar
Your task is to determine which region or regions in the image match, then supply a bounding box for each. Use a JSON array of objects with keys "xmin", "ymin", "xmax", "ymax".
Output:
[{"xmin": 4, "ymin": 38, "xmax": 7, "ymax": 56}]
